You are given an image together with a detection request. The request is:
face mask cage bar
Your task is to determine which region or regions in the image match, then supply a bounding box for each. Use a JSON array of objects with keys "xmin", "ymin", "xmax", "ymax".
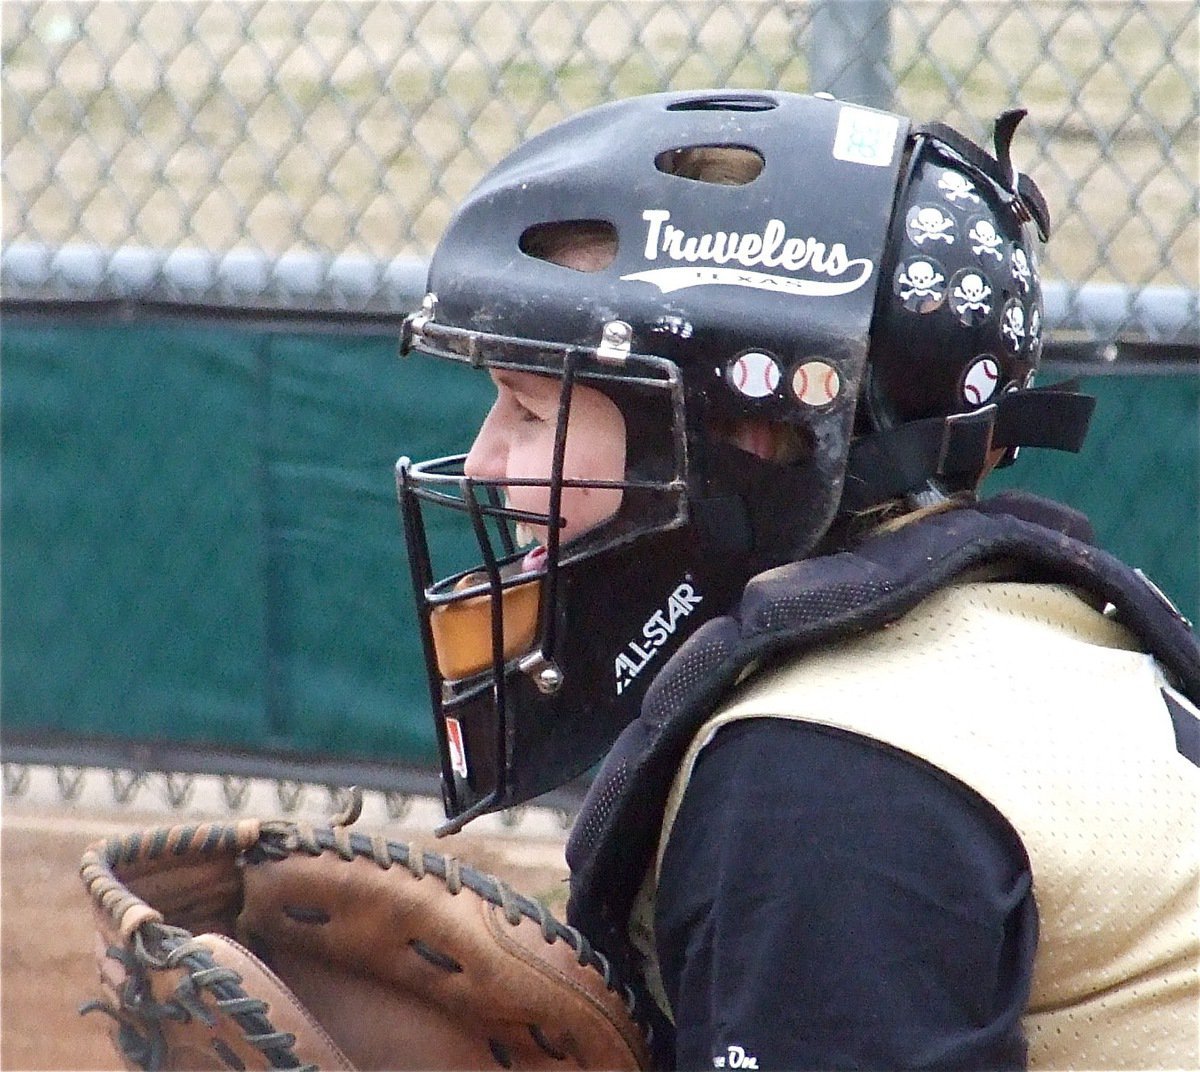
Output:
[{"xmin": 397, "ymin": 312, "xmax": 689, "ymax": 827}]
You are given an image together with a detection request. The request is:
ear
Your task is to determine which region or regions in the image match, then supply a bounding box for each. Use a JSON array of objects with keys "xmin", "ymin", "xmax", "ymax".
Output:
[{"xmin": 729, "ymin": 418, "xmax": 779, "ymax": 461}]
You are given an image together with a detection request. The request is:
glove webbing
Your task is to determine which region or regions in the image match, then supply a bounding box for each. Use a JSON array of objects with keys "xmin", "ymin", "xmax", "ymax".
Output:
[
  {"xmin": 83, "ymin": 925, "xmax": 316, "ymax": 1071},
  {"xmin": 82, "ymin": 817, "xmax": 654, "ymax": 1066},
  {"xmin": 81, "ymin": 820, "xmax": 317, "ymax": 1071}
]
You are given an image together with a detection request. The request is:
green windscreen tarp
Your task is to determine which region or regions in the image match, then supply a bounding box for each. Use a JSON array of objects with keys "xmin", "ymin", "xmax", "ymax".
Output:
[{"xmin": 2, "ymin": 315, "xmax": 1196, "ymax": 766}]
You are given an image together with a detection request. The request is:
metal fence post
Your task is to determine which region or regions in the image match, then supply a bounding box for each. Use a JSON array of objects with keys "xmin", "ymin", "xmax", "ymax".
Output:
[{"xmin": 806, "ymin": 0, "xmax": 895, "ymax": 111}]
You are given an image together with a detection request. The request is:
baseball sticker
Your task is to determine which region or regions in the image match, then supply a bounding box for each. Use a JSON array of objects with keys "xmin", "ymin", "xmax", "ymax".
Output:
[
  {"xmin": 962, "ymin": 355, "xmax": 1000, "ymax": 406},
  {"xmin": 444, "ymin": 717, "xmax": 469, "ymax": 779},
  {"xmin": 728, "ymin": 351, "xmax": 782, "ymax": 398},
  {"xmin": 832, "ymin": 106, "xmax": 901, "ymax": 167},
  {"xmin": 792, "ymin": 360, "xmax": 841, "ymax": 407}
]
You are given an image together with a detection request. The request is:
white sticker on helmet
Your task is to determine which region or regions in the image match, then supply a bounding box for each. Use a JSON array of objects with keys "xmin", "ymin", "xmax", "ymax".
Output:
[
  {"xmin": 833, "ymin": 106, "xmax": 900, "ymax": 167},
  {"xmin": 728, "ymin": 351, "xmax": 781, "ymax": 398},
  {"xmin": 1001, "ymin": 299, "xmax": 1027, "ymax": 351},
  {"xmin": 950, "ymin": 269, "xmax": 993, "ymax": 324},
  {"xmin": 792, "ymin": 360, "xmax": 842, "ymax": 407},
  {"xmin": 1011, "ymin": 247, "xmax": 1032, "ymax": 293},
  {"xmin": 968, "ymin": 217, "xmax": 1005, "ymax": 261},
  {"xmin": 445, "ymin": 717, "xmax": 469, "ymax": 779},
  {"xmin": 962, "ymin": 356, "xmax": 1000, "ymax": 406},
  {"xmin": 895, "ymin": 255, "xmax": 947, "ymax": 311},
  {"xmin": 1028, "ymin": 304, "xmax": 1042, "ymax": 344},
  {"xmin": 907, "ymin": 204, "xmax": 957, "ymax": 246},
  {"xmin": 937, "ymin": 170, "xmax": 981, "ymax": 205}
]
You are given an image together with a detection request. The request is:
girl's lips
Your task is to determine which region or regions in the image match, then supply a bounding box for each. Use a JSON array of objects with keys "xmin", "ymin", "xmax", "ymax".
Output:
[{"xmin": 522, "ymin": 544, "xmax": 548, "ymax": 572}]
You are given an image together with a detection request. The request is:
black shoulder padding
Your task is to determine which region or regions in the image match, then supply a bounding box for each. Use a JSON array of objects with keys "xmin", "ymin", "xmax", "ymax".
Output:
[{"xmin": 566, "ymin": 496, "xmax": 1199, "ymax": 977}]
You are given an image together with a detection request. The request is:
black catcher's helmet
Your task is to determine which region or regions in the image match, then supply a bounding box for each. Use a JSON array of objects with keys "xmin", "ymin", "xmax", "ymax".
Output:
[{"xmin": 397, "ymin": 91, "xmax": 1093, "ymax": 832}]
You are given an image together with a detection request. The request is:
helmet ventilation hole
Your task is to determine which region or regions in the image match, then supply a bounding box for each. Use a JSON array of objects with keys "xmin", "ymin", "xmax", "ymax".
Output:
[
  {"xmin": 519, "ymin": 220, "xmax": 617, "ymax": 272},
  {"xmin": 665, "ymin": 94, "xmax": 777, "ymax": 112},
  {"xmin": 655, "ymin": 145, "xmax": 764, "ymax": 185}
]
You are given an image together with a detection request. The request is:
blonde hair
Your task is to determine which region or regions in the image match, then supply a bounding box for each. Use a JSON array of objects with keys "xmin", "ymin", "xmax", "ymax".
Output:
[
  {"xmin": 851, "ymin": 494, "xmax": 971, "ymax": 537},
  {"xmin": 660, "ymin": 145, "xmax": 763, "ymax": 185}
]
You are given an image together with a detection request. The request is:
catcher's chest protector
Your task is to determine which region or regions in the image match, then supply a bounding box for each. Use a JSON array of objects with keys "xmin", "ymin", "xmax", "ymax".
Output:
[{"xmin": 566, "ymin": 493, "xmax": 1200, "ymax": 1009}]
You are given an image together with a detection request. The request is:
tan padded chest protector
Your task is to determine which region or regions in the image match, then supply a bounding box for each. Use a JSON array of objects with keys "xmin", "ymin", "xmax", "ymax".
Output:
[{"xmin": 640, "ymin": 582, "xmax": 1199, "ymax": 1070}]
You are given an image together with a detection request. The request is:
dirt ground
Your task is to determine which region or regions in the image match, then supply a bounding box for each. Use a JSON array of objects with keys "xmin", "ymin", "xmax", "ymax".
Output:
[{"xmin": 0, "ymin": 776, "xmax": 571, "ymax": 1072}]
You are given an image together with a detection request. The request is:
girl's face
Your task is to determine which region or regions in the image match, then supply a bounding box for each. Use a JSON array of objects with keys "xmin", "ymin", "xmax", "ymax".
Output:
[{"xmin": 464, "ymin": 369, "xmax": 626, "ymax": 568}]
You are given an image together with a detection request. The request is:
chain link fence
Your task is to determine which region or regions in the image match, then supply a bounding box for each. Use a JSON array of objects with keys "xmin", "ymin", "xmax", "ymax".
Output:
[
  {"xmin": 2, "ymin": 1, "xmax": 1197, "ymax": 812},
  {"xmin": 2, "ymin": 0, "xmax": 1197, "ymax": 345}
]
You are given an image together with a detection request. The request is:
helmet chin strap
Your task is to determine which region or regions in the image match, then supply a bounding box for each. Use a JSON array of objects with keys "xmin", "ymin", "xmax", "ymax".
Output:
[{"xmin": 840, "ymin": 383, "xmax": 1095, "ymax": 514}]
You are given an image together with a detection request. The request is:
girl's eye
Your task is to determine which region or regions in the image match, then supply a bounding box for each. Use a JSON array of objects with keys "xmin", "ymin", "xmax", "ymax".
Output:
[{"xmin": 513, "ymin": 398, "xmax": 542, "ymax": 423}]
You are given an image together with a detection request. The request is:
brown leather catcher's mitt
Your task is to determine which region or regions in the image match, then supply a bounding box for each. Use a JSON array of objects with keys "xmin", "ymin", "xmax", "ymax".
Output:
[{"xmin": 79, "ymin": 811, "xmax": 651, "ymax": 1071}]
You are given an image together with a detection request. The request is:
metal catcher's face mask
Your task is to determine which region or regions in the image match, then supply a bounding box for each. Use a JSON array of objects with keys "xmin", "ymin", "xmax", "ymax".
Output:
[{"xmin": 398, "ymin": 335, "xmax": 693, "ymax": 833}]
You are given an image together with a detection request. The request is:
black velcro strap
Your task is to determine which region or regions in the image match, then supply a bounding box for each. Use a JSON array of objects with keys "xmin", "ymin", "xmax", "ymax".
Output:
[
  {"xmin": 842, "ymin": 406, "xmax": 997, "ymax": 513},
  {"xmin": 914, "ymin": 115, "xmax": 1051, "ymax": 240},
  {"xmin": 842, "ymin": 385, "xmax": 1096, "ymax": 513},
  {"xmin": 993, "ymin": 389, "xmax": 1095, "ymax": 452}
]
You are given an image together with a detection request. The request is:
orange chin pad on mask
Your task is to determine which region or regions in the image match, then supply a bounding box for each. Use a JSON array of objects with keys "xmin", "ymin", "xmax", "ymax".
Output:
[{"xmin": 430, "ymin": 574, "xmax": 542, "ymax": 681}]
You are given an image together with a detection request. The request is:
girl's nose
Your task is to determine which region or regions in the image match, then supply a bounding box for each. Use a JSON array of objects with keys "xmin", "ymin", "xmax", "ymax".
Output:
[{"xmin": 464, "ymin": 409, "xmax": 507, "ymax": 479}]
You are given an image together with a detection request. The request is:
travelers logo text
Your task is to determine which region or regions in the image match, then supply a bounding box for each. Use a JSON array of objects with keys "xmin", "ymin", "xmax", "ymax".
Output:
[{"xmin": 621, "ymin": 209, "xmax": 874, "ymax": 297}]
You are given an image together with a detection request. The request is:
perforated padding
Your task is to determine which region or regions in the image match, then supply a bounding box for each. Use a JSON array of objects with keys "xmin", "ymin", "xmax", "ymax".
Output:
[
  {"xmin": 574, "ymin": 755, "xmax": 629, "ymax": 855},
  {"xmin": 644, "ymin": 635, "xmax": 734, "ymax": 727},
  {"xmin": 752, "ymin": 581, "xmax": 895, "ymax": 632}
]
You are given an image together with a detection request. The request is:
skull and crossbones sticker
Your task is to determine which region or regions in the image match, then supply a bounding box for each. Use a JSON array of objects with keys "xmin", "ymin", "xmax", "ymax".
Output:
[
  {"xmin": 906, "ymin": 204, "xmax": 957, "ymax": 246},
  {"xmin": 998, "ymin": 296, "xmax": 1027, "ymax": 350},
  {"xmin": 950, "ymin": 269, "xmax": 992, "ymax": 324},
  {"xmin": 1011, "ymin": 247, "xmax": 1032, "ymax": 293},
  {"xmin": 1028, "ymin": 304, "xmax": 1042, "ymax": 354},
  {"xmin": 894, "ymin": 256, "xmax": 947, "ymax": 312},
  {"xmin": 968, "ymin": 218, "xmax": 1004, "ymax": 261},
  {"xmin": 937, "ymin": 170, "xmax": 981, "ymax": 205},
  {"xmin": 1000, "ymin": 300, "xmax": 1026, "ymax": 350}
]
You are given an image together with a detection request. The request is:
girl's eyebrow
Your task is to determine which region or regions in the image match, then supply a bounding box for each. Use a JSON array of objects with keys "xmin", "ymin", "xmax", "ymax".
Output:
[
  {"xmin": 492, "ymin": 368, "xmax": 555, "ymax": 399},
  {"xmin": 491, "ymin": 369, "xmax": 520, "ymax": 389}
]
